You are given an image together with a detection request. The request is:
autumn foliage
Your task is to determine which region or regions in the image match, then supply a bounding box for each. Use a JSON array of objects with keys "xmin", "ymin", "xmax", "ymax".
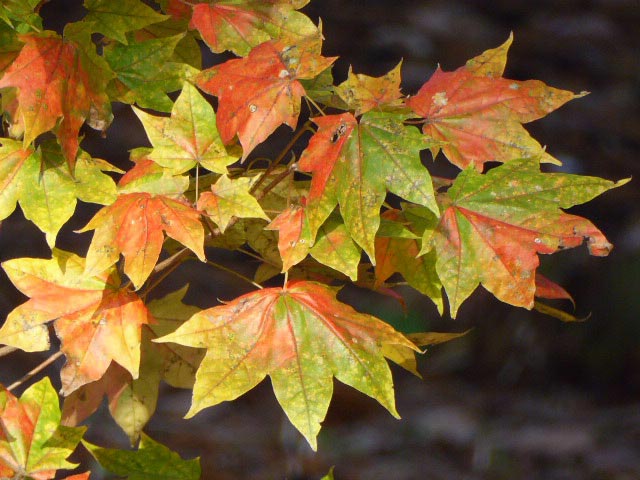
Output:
[{"xmin": 0, "ymin": 0, "xmax": 628, "ymax": 477}]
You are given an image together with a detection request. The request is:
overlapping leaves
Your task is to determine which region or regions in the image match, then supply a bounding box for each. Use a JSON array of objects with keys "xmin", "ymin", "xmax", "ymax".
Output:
[
  {"xmin": 0, "ymin": 377, "xmax": 86, "ymax": 479},
  {"xmin": 0, "ymin": 249, "xmax": 151, "ymax": 395}
]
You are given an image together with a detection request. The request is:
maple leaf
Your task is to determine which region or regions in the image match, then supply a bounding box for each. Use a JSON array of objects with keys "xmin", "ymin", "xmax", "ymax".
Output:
[
  {"xmin": 0, "ymin": 377, "xmax": 86, "ymax": 480},
  {"xmin": 0, "ymin": 250, "xmax": 152, "ymax": 395},
  {"xmin": 133, "ymin": 82, "xmax": 238, "ymax": 174},
  {"xmin": 155, "ymin": 280, "xmax": 417, "ymax": 449},
  {"xmin": 406, "ymin": 34, "xmax": 586, "ymax": 170},
  {"xmin": 0, "ymin": 22, "xmax": 23, "ymax": 75},
  {"xmin": 80, "ymin": 160, "xmax": 206, "ymax": 289},
  {"xmin": 62, "ymin": 286, "xmax": 204, "ymax": 443},
  {"xmin": 266, "ymin": 202, "xmax": 313, "ymax": 271},
  {"xmin": 0, "ymin": 139, "xmax": 119, "ymax": 247},
  {"xmin": 189, "ymin": 0, "xmax": 319, "ymax": 57},
  {"xmin": 0, "ymin": 0, "xmax": 42, "ymax": 32},
  {"xmin": 83, "ymin": 0, "xmax": 169, "ymax": 44},
  {"xmin": 298, "ymin": 112, "xmax": 438, "ymax": 261},
  {"xmin": 374, "ymin": 208, "xmax": 443, "ymax": 313},
  {"xmin": 535, "ymin": 273, "xmax": 574, "ymax": 304},
  {"xmin": 134, "ymin": 18, "xmax": 202, "ymax": 69},
  {"xmin": 104, "ymin": 34, "xmax": 197, "ymax": 112},
  {"xmin": 83, "ymin": 433, "xmax": 201, "ymax": 480},
  {"xmin": 334, "ymin": 61, "xmax": 404, "ymax": 116},
  {"xmin": 0, "ymin": 30, "xmax": 112, "ymax": 167},
  {"xmin": 420, "ymin": 158, "xmax": 628, "ymax": 316},
  {"xmin": 196, "ymin": 40, "xmax": 336, "ymax": 159},
  {"xmin": 309, "ymin": 216, "xmax": 361, "ymax": 281},
  {"xmin": 197, "ymin": 174, "xmax": 269, "ymax": 232}
]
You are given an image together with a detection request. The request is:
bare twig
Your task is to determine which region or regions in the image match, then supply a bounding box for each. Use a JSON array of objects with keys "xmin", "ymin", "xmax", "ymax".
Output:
[
  {"xmin": 0, "ymin": 346, "xmax": 17, "ymax": 359},
  {"xmin": 7, "ymin": 351, "xmax": 63, "ymax": 392},
  {"xmin": 207, "ymin": 260, "xmax": 263, "ymax": 289}
]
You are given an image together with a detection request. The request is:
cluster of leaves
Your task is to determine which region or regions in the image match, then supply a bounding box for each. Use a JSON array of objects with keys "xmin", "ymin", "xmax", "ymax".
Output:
[{"xmin": 0, "ymin": 0, "xmax": 627, "ymax": 477}]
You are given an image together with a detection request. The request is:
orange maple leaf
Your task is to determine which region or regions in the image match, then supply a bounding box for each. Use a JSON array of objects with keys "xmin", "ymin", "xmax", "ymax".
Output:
[
  {"xmin": 197, "ymin": 40, "xmax": 335, "ymax": 160},
  {"xmin": 406, "ymin": 34, "xmax": 585, "ymax": 170},
  {"xmin": 0, "ymin": 32, "xmax": 111, "ymax": 169},
  {"xmin": 0, "ymin": 250, "xmax": 152, "ymax": 395}
]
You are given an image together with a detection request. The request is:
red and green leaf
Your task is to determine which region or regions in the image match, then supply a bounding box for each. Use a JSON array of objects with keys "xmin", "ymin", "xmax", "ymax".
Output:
[
  {"xmin": 406, "ymin": 34, "xmax": 586, "ymax": 170},
  {"xmin": 0, "ymin": 377, "xmax": 86, "ymax": 480},
  {"xmin": 298, "ymin": 112, "xmax": 438, "ymax": 261},
  {"xmin": 0, "ymin": 31, "xmax": 112, "ymax": 167},
  {"xmin": 189, "ymin": 0, "xmax": 320, "ymax": 56},
  {"xmin": 421, "ymin": 158, "xmax": 628, "ymax": 316},
  {"xmin": 155, "ymin": 280, "xmax": 417, "ymax": 449}
]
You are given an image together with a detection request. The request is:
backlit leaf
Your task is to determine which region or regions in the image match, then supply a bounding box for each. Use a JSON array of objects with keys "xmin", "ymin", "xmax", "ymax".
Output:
[
  {"xmin": 406, "ymin": 34, "xmax": 586, "ymax": 170},
  {"xmin": 134, "ymin": 82, "xmax": 238, "ymax": 174},
  {"xmin": 266, "ymin": 203, "xmax": 313, "ymax": 271},
  {"xmin": 0, "ymin": 31, "xmax": 112, "ymax": 167},
  {"xmin": 374, "ymin": 208, "xmax": 443, "ymax": 313},
  {"xmin": 335, "ymin": 61, "xmax": 403, "ymax": 116},
  {"xmin": 197, "ymin": 174, "xmax": 269, "ymax": 232},
  {"xmin": 421, "ymin": 158, "xmax": 628, "ymax": 316},
  {"xmin": 84, "ymin": 433, "xmax": 201, "ymax": 480},
  {"xmin": 62, "ymin": 286, "xmax": 203, "ymax": 443},
  {"xmin": 0, "ymin": 377, "xmax": 86, "ymax": 479},
  {"xmin": 0, "ymin": 139, "xmax": 119, "ymax": 247},
  {"xmin": 298, "ymin": 112, "xmax": 438, "ymax": 261},
  {"xmin": 197, "ymin": 40, "xmax": 336, "ymax": 159},
  {"xmin": 189, "ymin": 0, "xmax": 319, "ymax": 56},
  {"xmin": 155, "ymin": 280, "xmax": 417, "ymax": 449},
  {"xmin": 1, "ymin": 250, "xmax": 152, "ymax": 395},
  {"xmin": 81, "ymin": 171, "xmax": 205, "ymax": 288}
]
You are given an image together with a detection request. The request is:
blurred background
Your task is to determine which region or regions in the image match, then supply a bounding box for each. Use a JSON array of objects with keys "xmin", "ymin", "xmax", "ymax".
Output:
[{"xmin": 0, "ymin": 0, "xmax": 639, "ymax": 478}]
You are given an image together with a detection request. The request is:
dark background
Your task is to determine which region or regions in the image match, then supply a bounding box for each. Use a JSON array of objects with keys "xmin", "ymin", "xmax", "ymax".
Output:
[{"xmin": 0, "ymin": 1, "xmax": 639, "ymax": 478}]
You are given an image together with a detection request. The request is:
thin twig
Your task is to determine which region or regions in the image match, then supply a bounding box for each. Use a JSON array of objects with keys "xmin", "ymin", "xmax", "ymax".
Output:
[
  {"xmin": 256, "ymin": 161, "xmax": 297, "ymax": 201},
  {"xmin": 236, "ymin": 247, "xmax": 281, "ymax": 268},
  {"xmin": 0, "ymin": 346, "xmax": 17, "ymax": 359},
  {"xmin": 250, "ymin": 121, "xmax": 313, "ymax": 194},
  {"xmin": 207, "ymin": 260, "xmax": 263, "ymax": 289},
  {"xmin": 141, "ymin": 259, "xmax": 184, "ymax": 300},
  {"xmin": 305, "ymin": 96, "xmax": 326, "ymax": 116},
  {"xmin": 7, "ymin": 351, "xmax": 63, "ymax": 392}
]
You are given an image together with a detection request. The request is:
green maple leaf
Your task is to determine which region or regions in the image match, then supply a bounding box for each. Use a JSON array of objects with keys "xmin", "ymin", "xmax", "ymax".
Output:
[
  {"xmin": 0, "ymin": 139, "xmax": 119, "ymax": 247},
  {"xmin": 134, "ymin": 82, "xmax": 238, "ymax": 174},
  {"xmin": 0, "ymin": 0, "xmax": 41, "ymax": 32},
  {"xmin": 83, "ymin": 433, "xmax": 201, "ymax": 480},
  {"xmin": 309, "ymin": 215, "xmax": 361, "ymax": 281},
  {"xmin": 0, "ymin": 377, "xmax": 86, "ymax": 479},
  {"xmin": 298, "ymin": 111, "xmax": 438, "ymax": 262},
  {"xmin": 105, "ymin": 34, "xmax": 197, "ymax": 112},
  {"xmin": 84, "ymin": 0, "xmax": 169, "ymax": 44},
  {"xmin": 155, "ymin": 280, "xmax": 417, "ymax": 449},
  {"xmin": 197, "ymin": 174, "xmax": 269, "ymax": 232},
  {"xmin": 421, "ymin": 158, "xmax": 629, "ymax": 316}
]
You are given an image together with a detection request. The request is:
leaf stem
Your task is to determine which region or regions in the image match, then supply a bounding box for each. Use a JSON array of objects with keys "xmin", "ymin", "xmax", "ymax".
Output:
[
  {"xmin": 7, "ymin": 351, "xmax": 63, "ymax": 392},
  {"xmin": 236, "ymin": 247, "xmax": 281, "ymax": 268},
  {"xmin": 206, "ymin": 260, "xmax": 263, "ymax": 289},
  {"xmin": 0, "ymin": 346, "xmax": 17, "ymax": 359},
  {"xmin": 305, "ymin": 96, "xmax": 326, "ymax": 116}
]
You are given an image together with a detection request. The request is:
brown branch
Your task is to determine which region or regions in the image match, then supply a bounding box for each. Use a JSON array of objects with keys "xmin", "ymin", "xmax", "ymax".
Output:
[
  {"xmin": 0, "ymin": 346, "xmax": 17, "ymax": 359},
  {"xmin": 7, "ymin": 351, "xmax": 63, "ymax": 392}
]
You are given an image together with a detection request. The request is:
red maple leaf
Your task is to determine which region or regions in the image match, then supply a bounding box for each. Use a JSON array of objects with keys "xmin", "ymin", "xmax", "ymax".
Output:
[
  {"xmin": 0, "ymin": 32, "xmax": 111, "ymax": 169},
  {"xmin": 196, "ymin": 40, "xmax": 335, "ymax": 160}
]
